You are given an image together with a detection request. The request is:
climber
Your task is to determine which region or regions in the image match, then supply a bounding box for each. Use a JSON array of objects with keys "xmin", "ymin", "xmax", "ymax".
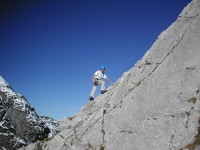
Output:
[{"xmin": 89, "ymin": 66, "xmax": 113, "ymax": 101}]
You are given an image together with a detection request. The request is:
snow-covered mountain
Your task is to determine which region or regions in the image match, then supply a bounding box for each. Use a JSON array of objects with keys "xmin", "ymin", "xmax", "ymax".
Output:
[{"xmin": 0, "ymin": 76, "xmax": 59, "ymax": 150}]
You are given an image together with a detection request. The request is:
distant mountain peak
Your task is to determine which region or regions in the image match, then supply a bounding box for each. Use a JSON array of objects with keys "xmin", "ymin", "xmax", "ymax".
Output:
[{"xmin": 0, "ymin": 76, "xmax": 59, "ymax": 150}]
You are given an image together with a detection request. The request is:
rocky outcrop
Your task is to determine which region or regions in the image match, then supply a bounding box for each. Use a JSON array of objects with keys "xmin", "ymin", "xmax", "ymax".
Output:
[
  {"xmin": 19, "ymin": 0, "xmax": 200, "ymax": 149},
  {"xmin": 0, "ymin": 76, "xmax": 59, "ymax": 150}
]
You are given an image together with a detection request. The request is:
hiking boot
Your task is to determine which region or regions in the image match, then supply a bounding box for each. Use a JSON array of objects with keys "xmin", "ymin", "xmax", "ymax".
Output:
[
  {"xmin": 101, "ymin": 90, "xmax": 107, "ymax": 94},
  {"xmin": 89, "ymin": 97, "xmax": 94, "ymax": 101}
]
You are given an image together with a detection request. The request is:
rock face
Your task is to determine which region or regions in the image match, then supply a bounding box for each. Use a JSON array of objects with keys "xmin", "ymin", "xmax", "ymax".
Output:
[
  {"xmin": 0, "ymin": 76, "xmax": 59, "ymax": 150},
  {"xmin": 19, "ymin": 0, "xmax": 200, "ymax": 150}
]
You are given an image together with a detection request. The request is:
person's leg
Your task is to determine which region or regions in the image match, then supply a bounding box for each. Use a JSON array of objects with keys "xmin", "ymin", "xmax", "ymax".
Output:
[
  {"xmin": 90, "ymin": 85, "xmax": 98, "ymax": 99},
  {"xmin": 98, "ymin": 80, "xmax": 105, "ymax": 91},
  {"xmin": 98, "ymin": 80, "xmax": 107, "ymax": 94}
]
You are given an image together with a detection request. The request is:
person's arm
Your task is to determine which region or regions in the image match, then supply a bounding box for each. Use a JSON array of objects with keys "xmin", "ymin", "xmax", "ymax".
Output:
[
  {"xmin": 92, "ymin": 75, "xmax": 96, "ymax": 82},
  {"xmin": 93, "ymin": 71, "xmax": 98, "ymax": 82},
  {"xmin": 106, "ymin": 77, "xmax": 113, "ymax": 85}
]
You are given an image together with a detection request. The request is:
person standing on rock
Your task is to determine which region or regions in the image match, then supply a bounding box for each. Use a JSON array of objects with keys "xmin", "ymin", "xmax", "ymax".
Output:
[{"xmin": 89, "ymin": 66, "xmax": 113, "ymax": 101}]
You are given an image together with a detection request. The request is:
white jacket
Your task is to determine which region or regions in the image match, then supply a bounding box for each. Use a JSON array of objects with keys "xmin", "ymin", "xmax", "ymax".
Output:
[{"xmin": 94, "ymin": 70, "xmax": 107, "ymax": 80}]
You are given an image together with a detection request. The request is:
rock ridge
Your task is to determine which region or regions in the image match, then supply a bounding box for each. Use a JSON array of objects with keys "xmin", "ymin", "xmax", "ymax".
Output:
[{"xmin": 19, "ymin": 0, "xmax": 200, "ymax": 149}]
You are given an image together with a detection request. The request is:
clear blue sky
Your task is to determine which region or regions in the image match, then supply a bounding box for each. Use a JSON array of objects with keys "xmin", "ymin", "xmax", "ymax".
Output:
[{"xmin": 0, "ymin": 0, "xmax": 191, "ymax": 120}]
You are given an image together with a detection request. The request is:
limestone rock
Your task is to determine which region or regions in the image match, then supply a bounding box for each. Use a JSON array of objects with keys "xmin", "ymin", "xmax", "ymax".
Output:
[{"xmin": 19, "ymin": 0, "xmax": 200, "ymax": 149}]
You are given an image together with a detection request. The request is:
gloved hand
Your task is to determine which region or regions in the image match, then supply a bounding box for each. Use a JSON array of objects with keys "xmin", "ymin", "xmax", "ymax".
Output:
[{"xmin": 93, "ymin": 79, "xmax": 98, "ymax": 86}]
